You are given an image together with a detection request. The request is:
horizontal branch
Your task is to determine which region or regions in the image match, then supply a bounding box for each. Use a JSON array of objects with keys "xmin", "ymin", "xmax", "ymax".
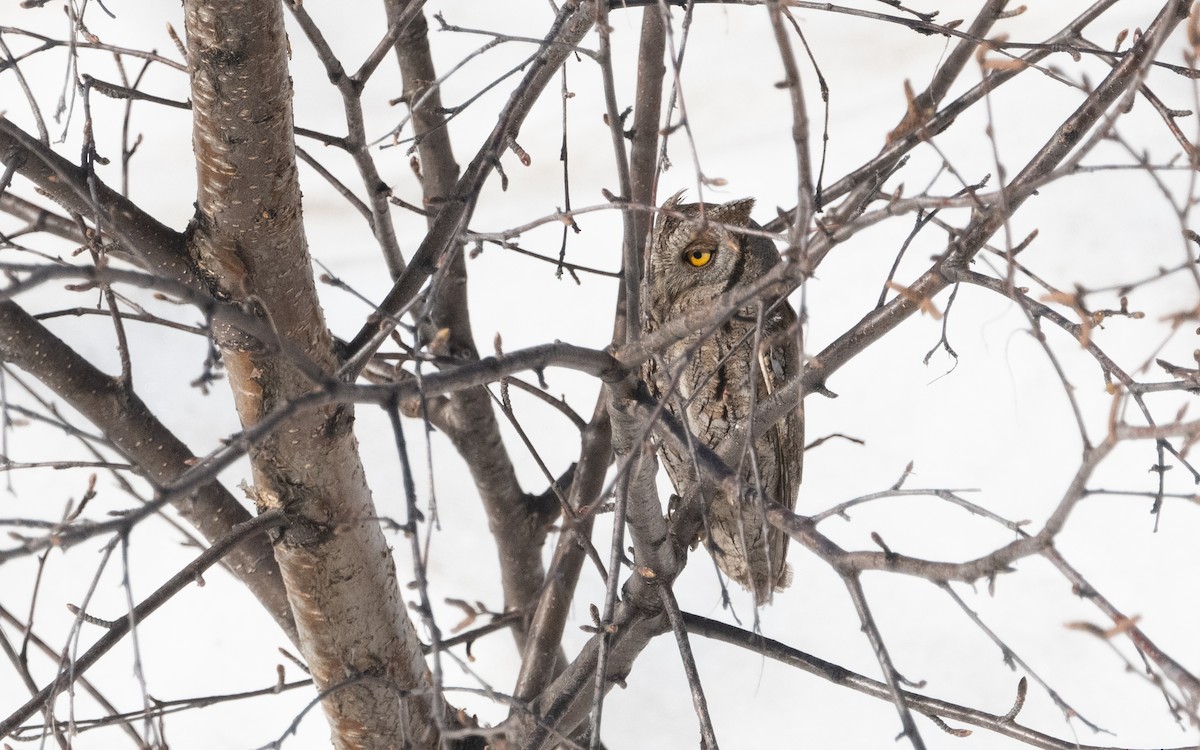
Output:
[
  {"xmin": 353, "ymin": 342, "xmax": 624, "ymax": 402},
  {"xmin": 769, "ymin": 437, "xmax": 1114, "ymax": 582}
]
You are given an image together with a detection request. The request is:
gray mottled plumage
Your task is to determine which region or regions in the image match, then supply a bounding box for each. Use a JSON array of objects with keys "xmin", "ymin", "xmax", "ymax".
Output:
[{"xmin": 641, "ymin": 193, "xmax": 803, "ymax": 603}]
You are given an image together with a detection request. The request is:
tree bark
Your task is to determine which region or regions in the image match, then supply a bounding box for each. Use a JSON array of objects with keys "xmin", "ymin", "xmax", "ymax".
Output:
[{"xmin": 182, "ymin": 1, "xmax": 438, "ymax": 747}]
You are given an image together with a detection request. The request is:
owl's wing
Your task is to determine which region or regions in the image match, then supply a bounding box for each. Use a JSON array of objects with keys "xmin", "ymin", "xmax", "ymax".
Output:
[{"xmin": 757, "ymin": 302, "xmax": 803, "ymax": 505}]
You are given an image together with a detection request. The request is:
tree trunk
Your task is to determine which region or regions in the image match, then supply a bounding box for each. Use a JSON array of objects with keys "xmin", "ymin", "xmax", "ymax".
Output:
[{"xmin": 182, "ymin": 1, "xmax": 438, "ymax": 746}]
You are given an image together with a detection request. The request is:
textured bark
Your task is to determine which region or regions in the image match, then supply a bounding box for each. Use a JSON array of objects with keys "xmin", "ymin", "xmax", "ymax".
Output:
[
  {"xmin": 182, "ymin": 1, "xmax": 437, "ymax": 747},
  {"xmin": 511, "ymin": 405, "xmax": 609, "ymax": 703},
  {"xmin": 0, "ymin": 118, "xmax": 298, "ymax": 641},
  {"xmin": 514, "ymin": 574, "xmax": 669, "ymax": 749},
  {"xmin": 627, "ymin": 8, "xmax": 665, "ymax": 267}
]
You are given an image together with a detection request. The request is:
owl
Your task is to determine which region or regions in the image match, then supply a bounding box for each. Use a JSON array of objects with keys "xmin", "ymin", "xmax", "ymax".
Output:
[{"xmin": 641, "ymin": 193, "xmax": 803, "ymax": 603}]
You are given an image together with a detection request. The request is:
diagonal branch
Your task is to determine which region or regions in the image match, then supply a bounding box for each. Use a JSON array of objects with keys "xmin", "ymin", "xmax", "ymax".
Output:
[
  {"xmin": 658, "ymin": 584, "xmax": 718, "ymax": 749},
  {"xmin": 0, "ymin": 299, "xmax": 296, "ymax": 640},
  {"xmin": 683, "ymin": 613, "xmax": 1193, "ymax": 750},
  {"xmin": 843, "ymin": 573, "xmax": 926, "ymax": 750},
  {"xmin": 341, "ymin": 0, "xmax": 600, "ymax": 375},
  {"xmin": 512, "ymin": 403, "xmax": 611, "ymax": 703},
  {"xmin": 737, "ymin": 0, "xmax": 1188, "ymax": 456},
  {"xmin": 765, "ymin": 0, "xmax": 815, "ymax": 253},
  {"xmin": 285, "ymin": 0, "xmax": 411, "ymax": 277},
  {"xmin": 766, "ymin": 0, "xmax": 1125, "ymax": 235},
  {"xmin": 0, "ymin": 510, "xmax": 287, "ymax": 739},
  {"xmin": 0, "ymin": 119, "xmax": 193, "ymax": 286},
  {"xmin": 388, "ymin": 1, "xmax": 545, "ymax": 653}
]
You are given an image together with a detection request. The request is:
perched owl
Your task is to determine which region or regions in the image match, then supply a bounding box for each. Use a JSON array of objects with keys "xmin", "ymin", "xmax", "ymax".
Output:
[{"xmin": 641, "ymin": 193, "xmax": 803, "ymax": 603}]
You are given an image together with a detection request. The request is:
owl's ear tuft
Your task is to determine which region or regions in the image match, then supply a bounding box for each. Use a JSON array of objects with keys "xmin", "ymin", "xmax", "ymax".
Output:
[
  {"xmin": 711, "ymin": 198, "xmax": 756, "ymax": 226},
  {"xmin": 661, "ymin": 189, "xmax": 687, "ymax": 210},
  {"xmin": 655, "ymin": 190, "xmax": 689, "ymax": 239}
]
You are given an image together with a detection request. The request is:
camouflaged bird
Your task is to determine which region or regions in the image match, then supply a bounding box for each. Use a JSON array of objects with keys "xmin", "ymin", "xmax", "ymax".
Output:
[{"xmin": 641, "ymin": 193, "xmax": 803, "ymax": 602}]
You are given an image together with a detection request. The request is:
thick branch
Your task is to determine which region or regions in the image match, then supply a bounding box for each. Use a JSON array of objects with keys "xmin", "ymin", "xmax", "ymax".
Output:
[
  {"xmin": 516, "ymin": 573, "xmax": 670, "ymax": 749},
  {"xmin": 0, "ymin": 300, "xmax": 296, "ymax": 640},
  {"xmin": 627, "ymin": 8, "xmax": 665, "ymax": 290},
  {"xmin": 0, "ymin": 119, "xmax": 193, "ymax": 286},
  {"xmin": 0, "ymin": 192, "xmax": 89, "ymax": 244},
  {"xmin": 512, "ymin": 404, "xmax": 611, "ymax": 702}
]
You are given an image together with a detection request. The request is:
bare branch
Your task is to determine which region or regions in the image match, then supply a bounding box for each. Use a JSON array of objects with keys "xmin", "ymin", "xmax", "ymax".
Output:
[
  {"xmin": 342, "ymin": 1, "xmax": 600, "ymax": 375},
  {"xmin": 683, "ymin": 613, "xmax": 1192, "ymax": 750},
  {"xmin": 0, "ymin": 510, "xmax": 287, "ymax": 739},
  {"xmin": 0, "ymin": 299, "xmax": 296, "ymax": 639},
  {"xmin": 0, "ymin": 119, "xmax": 193, "ymax": 286}
]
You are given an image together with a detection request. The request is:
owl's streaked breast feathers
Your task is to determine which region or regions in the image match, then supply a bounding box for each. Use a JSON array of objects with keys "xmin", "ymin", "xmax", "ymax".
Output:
[{"xmin": 641, "ymin": 193, "xmax": 804, "ymax": 603}]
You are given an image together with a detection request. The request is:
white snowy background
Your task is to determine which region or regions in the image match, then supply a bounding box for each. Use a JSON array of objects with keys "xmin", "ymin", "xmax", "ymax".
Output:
[{"xmin": 1, "ymin": 1, "xmax": 1198, "ymax": 748}]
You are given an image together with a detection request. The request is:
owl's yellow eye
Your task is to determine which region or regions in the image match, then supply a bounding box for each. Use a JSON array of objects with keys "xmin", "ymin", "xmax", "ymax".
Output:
[{"xmin": 684, "ymin": 247, "xmax": 713, "ymax": 267}]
